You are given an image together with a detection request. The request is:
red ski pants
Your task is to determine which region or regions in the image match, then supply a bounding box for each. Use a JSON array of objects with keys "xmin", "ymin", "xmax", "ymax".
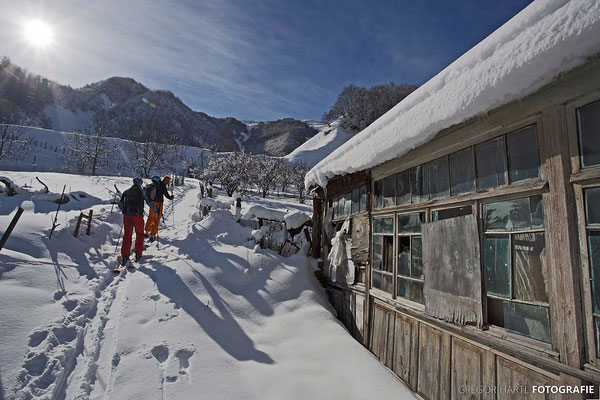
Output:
[{"xmin": 121, "ymin": 215, "xmax": 145, "ymax": 258}]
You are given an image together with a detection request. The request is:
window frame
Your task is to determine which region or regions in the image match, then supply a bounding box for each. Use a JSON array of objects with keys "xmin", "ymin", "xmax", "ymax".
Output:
[
  {"xmin": 372, "ymin": 123, "xmax": 541, "ymax": 211},
  {"xmin": 566, "ymin": 93, "xmax": 600, "ymax": 365},
  {"xmin": 574, "ymin": 181, "xmax": 600, "ymax": 366},
  {"xmin": 480, "ymin": 194, "xmax": 551, "ymax": 343}
]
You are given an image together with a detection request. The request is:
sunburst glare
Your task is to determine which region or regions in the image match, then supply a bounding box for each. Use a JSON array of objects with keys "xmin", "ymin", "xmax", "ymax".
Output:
[{"xmin": 24, "ymin": 20, "xmax": 54, "ymax": 47}]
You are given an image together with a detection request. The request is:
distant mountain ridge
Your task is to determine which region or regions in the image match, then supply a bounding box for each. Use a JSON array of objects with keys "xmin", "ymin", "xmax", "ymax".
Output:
[{"xmin": 0, "ymin": 58, "xmax": 318, "ymax": 154}]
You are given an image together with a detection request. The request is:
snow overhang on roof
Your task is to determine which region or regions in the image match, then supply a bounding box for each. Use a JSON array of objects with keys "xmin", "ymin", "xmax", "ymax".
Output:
[{"xmin": 305, "ymin": 0, "xmax": 600, "ymax": 190}]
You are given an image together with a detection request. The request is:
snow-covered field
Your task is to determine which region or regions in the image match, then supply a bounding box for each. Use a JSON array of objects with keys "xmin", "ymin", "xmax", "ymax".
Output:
[{"xmin": 0, "ymin": 171, "xmax": 414, "ymax": 399}]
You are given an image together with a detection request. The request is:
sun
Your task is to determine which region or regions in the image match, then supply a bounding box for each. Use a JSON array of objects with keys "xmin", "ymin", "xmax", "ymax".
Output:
[{"xmin": 24, "ymin": 20, "xmax": 54, "ymax": 47}]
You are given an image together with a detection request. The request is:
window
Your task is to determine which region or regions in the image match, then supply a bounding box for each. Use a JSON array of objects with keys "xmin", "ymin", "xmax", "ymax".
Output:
[
  {"xmin": 383, "ymin": 176, "xmax": 395, "ymax": 208},
  {"xmin": 577, "ymin": 99, "xmax": 600, "ymax": 168},
  {"xmin": 373, "ymin": 217, "xmax": 394, "ymax": 294},
  {"xmin": 359, "ymin": 185, "xmax": 368, "ymax": 211},
  {"xmin": 331, "ymin": 185, "xmax": 368, "ymax": 219},
  {"xmin": 397, "ymin": 213, "xmax": 425, "ymax": 303},
  {"xmin": 507, "ymin": 125, "xmax": 540, "ymax": 183},
  {"xmin": 373, "ymin": 124, "xmax": 540, "ymax": 209},
  {"xmin": 482, "ymin": 195, "xmax": 550, "ymax": 343},
  {"xmin": 410, "ymin": 164, "xmax": 429, "ymax": 203},
  {"xmin": 432, "ymin": 205, "xmax": 472, "ymax": 221},
  {"xmin": 450, "ymin": 148, "xmax": 475, "ymax": 195},
  {"xmin": 396, "ymin": 171, "xmax": 410, "ymax": 205},
  {"xmin": 429, "ymin": 156, "xmax": 449, "ymax": 200},
  {"xmin": 585, "ymin": 188, "xmax": 600, "ymax": 357},
  {"xmin": 351, "ymin": 188, "xmax": 360, "ymax": 214},
  {"xmin": 475, "ymin": 136, "xmax": 506, "ymax": 191},
  {"xmin": 374, "ymin": 180, "xmax": 383, "ymax": 209}
]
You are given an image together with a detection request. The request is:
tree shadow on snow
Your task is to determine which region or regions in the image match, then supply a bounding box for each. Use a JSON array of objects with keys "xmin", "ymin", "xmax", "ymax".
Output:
[
  {"xmin": 139, "ymin": 263, "xmax": 274, "ymax": 364},
  {"xmin": 166, "ymin": 225, "xmax": 275, "ymax": 317}
]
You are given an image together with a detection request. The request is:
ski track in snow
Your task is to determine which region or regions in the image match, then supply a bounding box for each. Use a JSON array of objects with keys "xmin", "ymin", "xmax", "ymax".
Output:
[
  {"xmin": 3, "ymin": 174, "xmax": 416, "ymax": 399},
  {"xmin": 10, "ymin": 184, "xmax": 196, "ymax": 400}
]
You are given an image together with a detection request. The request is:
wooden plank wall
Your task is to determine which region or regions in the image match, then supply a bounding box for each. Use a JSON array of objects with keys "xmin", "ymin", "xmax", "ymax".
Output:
[{"xmin": 326, "ymin": 284, "xmax": 578, "ymax": 399}]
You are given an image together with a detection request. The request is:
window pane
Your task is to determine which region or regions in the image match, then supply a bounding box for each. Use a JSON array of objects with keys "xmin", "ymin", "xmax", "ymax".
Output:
[
  {"xmin": 373, "ymin": 235, "xmax": 383, "ymax": 270},
  {"xmin": 351, "ymin": 188, "xmax": 360, "ymax": 214},
  {"xmin": 374, "ymin": 180, "xmax": 383, "ymax": 209},
  {"xmin": 482, "ymin": 196, "xmax": 544, "ymax": 231},
  {"xmin": 396, "ymin": 171, "xmax": 410, "ymax": 205},
  {"xmin": 383, "ymin": 175, "xmax": 395, "ymax": 208},
  {"xmin": 432, "ymin": 206, "xmax": 472, "ymax": 221},
  {"xmin": 589, "ymin": 231, "xmax": 600, "ymax": 313},
  {"xmin": 374, "ymin": 217, "xmax": 393, "ymax": 234},
  {"xmin": 333, "ymin": 197, "xmax": 340, "ymax": 219},
  {"xmin": 475, "ymin": 137, "xmax": 506, "ymax": 191},
  {"xmin": 429, "ymin": 156, "xmax": 449, "ymax": 200},
  {"xmin": 412, "ymin": 237, "xmax": 423, "ymax": 279},
  {"xmin": 344, "ymin": 192, "xmax": 352, "ymax": 216},
  {"xmin": 410, "ymin": 164, "xmax": 428, "ymax": 203},
  {"xmin": 483, "ymin": 235, "xmax": 510, "ymax": 298},
  {"xmin": 585, "ymin": 187, "xmax": 600, "ymax": 225},
  {"xmin": 373, "ymin": 271, "xmax": 393, "ymax": 294},
  {"xmin": 398, "ymin": 236, "xmax": 410, "ymax": 276},
  {"xmin": 397, "ymin": 278, "xmax": 424, "ymax": 304},
  {"xmin": 577, "ymin": 100, "xmax": 600, "ymax": 168},
  {"xmin": 503, "ymin": 301, "xmax": 551, "ymax": 343},
  {"xmin": 449, "ymin": 148, "xmax": 474, "ymax": 195},
  {"xmin": 338, "ymin": 196, "xmax": 345, "ymax": 218},
  {"xmin": 513, "ymin": 233, "xmax": 548, "ymax": 303},
  {"xmin": 398, "ymin": 213, "xmax": 423, "ymax": 233},
  {"xmin": 359, "ymin": 185, "xmax": 367, "ymax": 212},
  {"xmin": 507, "ymin": 125, "xmax": 539, "ymax": 183}
]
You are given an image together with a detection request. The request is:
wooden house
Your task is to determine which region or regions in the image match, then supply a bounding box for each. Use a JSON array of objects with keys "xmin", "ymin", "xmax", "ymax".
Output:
[{"xmin": 306, "ymin": 1, "xmax": 600, "ymax": 398}]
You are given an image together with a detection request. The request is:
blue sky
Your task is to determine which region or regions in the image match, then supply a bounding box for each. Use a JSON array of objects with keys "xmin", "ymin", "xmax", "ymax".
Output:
[{"xmin": 0, "ymin": 0, "xmax": 533, "ymax": 121}]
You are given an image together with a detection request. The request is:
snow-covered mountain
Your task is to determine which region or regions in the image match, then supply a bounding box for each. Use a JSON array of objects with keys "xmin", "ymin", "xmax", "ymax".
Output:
[
  {"xmin": 243, "ymin": 118, "xmax": 318, "ymax": 156},
  {"xmin": 0, "ymin": 60, "xmax": 319, "ymax": 154},
  {"xmin": 285, "ymin": 120, "xmax": 359, "ymax": 167}
]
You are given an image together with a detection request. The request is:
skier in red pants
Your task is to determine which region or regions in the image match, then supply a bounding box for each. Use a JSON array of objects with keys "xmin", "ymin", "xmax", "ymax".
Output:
[{"xmin": 118, "ymin": 177, "xmax": 157, "ymax": 266}]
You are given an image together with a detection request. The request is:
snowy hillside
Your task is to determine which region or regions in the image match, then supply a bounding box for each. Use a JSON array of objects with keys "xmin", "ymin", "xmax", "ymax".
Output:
[
  {"xmin": 0, "ymin": 125, "xmax": 205, "ymax": 176},
  {"xmin": 0, "ymin": 171, "xmax": 415, "ymax": 399},
  {"xmin": 285, "ymin": 120, "xmax": 359, "ymax": 168}
]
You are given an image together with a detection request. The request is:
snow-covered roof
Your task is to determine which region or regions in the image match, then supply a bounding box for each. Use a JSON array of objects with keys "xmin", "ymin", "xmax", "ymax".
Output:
[{"xmin": 305, "ymin": 0, "xmax": 600, "ymax": 189}]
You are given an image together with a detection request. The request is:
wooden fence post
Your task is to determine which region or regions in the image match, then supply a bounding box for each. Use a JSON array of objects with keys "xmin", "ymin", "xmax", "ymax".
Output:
[
  {"xmin": 0, "ymin": 207, "xmax": 24, "ymax": 252},
  {"xmin": 74, "ymin": 213, "xmax": 84, "ymax": 238},
  {"xmin": 49, "ymin": 185, "xmax": 67, "ymax": 239},
  {"xmin": 86, "ymin": 210, "xmax": 93, "ymax": 235}
]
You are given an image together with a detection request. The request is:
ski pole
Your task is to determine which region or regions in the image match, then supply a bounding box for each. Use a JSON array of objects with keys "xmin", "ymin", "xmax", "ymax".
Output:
[{"xmin": 114, "ymin": 219, "xmax": 124, "ymax": 254}]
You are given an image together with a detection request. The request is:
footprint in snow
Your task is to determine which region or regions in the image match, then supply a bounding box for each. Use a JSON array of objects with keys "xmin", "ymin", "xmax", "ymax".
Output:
[{"xmin": 151, "ymin": 344, "xmax": 169, "ymax": 363}]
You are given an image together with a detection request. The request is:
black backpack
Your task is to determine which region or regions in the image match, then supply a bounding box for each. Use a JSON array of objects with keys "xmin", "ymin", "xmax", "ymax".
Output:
[
  {"xmin": 118, "ymin": 186, "xmax": 144, "ymax": 215},
  {"xmin": 145, "ymin": 183, "xmax": 157, "ymax": 202}
]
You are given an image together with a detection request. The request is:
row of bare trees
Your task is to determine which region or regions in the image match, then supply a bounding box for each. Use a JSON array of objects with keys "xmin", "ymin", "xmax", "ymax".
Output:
[
  {"xmin": 62, "ymin": 118, "xmax": 183, "ymax": 177},
  {"xmin": 189, "ymin": 151, "xmax": 310, "ymax": 203}
]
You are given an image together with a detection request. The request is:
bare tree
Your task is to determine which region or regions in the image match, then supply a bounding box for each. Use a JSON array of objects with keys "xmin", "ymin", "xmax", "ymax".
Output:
[
  {"xmin": 254, "ymin": 155, "xmax": 279, "ymax": 198},
  {"xmin": 203, "ymin": 151, "xmax": 252, "ymax": 196},
  {"xmin": 0, "ymin": 123, "xmax": 29, "ymax": 162},
  {"xmin": 291, "ymin": 160, "xmax": 309, "ymax": 203},
  {"xmin": 125, "ymin": 118, "xmax": 179, "ymax": 178},
  {"xmin": 62, "ymin": 123, "xmax": 111, "ymax": 175}
]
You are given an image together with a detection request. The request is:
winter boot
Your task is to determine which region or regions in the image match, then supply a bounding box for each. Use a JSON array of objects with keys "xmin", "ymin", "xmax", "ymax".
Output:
[
  {"xmin": 144, "ymin": 231, "xmax": 149, "ymax": 239},
  {"xmin": 135, "ymin": 253, "xmax": 142, "ymax": 262},
  {"xmin": 121, "ymin": 256, "xmax": 130, "ymax": 267},
  {"xmin": 149, "ymin": 235, "xmax": 155, "ymax": 243}
]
